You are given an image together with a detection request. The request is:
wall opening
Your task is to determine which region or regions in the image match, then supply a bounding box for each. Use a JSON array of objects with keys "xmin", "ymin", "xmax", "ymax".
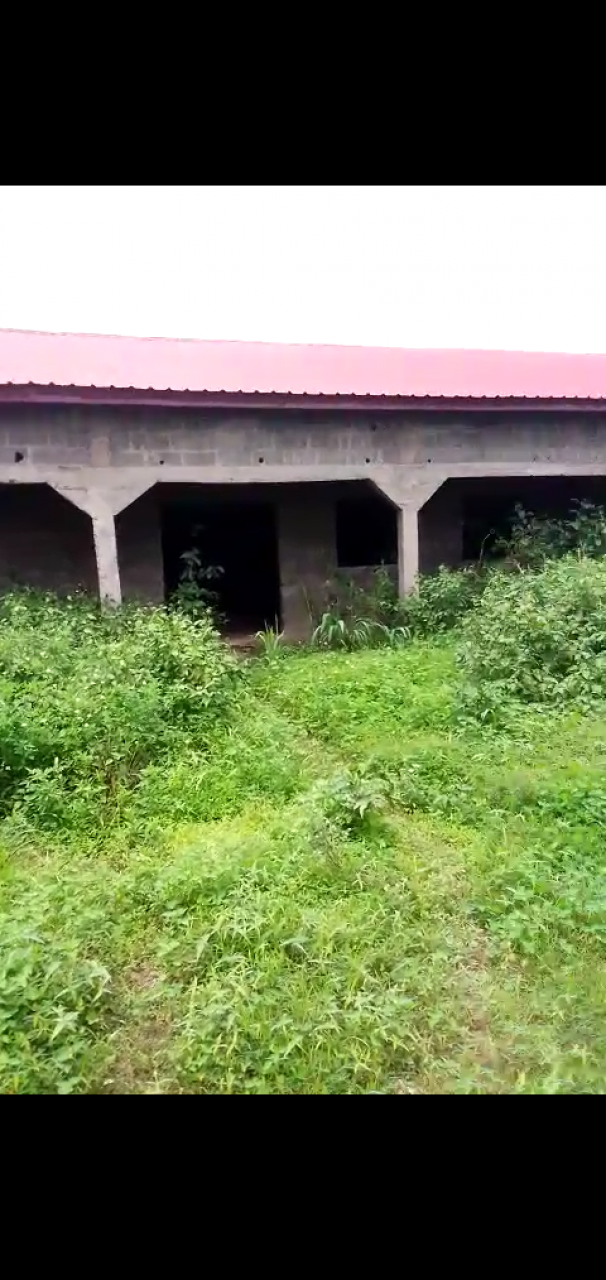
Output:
[
  {"xmin": 160, "ymin": 487, "xmax": 281, "ymax": 633},
  {"xmin": 460, "ymin": 476, "xmax": 606, "ymax": 561},
  {"xmin": 0, "ymin": 483, "xmax": 96, "ymax": 595},
  {"xmin": 336, "ymin": 485, "xmax": 397, "ymax": 567},
  {"xmin": 115, "ymin": 486, "xmax": 164, "ymax": 604}
]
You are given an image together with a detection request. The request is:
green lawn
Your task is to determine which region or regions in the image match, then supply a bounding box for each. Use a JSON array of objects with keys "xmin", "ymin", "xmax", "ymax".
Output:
[{"xmin": 3, "ymin": 636, "xmax": 606, "ymax": 1093}]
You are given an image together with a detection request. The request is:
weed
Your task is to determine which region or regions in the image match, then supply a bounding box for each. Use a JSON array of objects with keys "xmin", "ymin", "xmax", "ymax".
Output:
[
  {"xmin": 457, "ymin": 554, "xmax": 606, "ymax": 720},
  {"xmin": 311, "ymin": 611, "xmax": 408, "ymax": 651},
  {"xmin": 2, "ymin": 515, "xmax": 606, "ymax": 1093},
  {"xmin": 0, "ymin": 592, "xmax": 240, "ymax": 829},
  {"xmin": 255, "ymin": 625, "xmax": 285, "ymax": 658}
]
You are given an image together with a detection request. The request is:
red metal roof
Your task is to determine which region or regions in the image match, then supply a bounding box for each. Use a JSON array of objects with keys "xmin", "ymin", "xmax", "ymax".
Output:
[{"xmin": 1, "ymin": 327, "xmax": 606, "ymax": 401}]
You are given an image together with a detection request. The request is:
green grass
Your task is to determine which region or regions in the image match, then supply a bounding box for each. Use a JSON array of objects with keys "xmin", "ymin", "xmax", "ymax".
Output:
[{"xmin": 2, "ymin": 590, "xmax": 606, "ymax": 1092}]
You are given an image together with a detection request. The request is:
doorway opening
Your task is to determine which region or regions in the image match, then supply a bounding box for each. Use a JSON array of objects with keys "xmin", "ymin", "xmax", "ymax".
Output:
[{"xmin": 160, "ymin": 488, "xmax": 281, "ymax": 634}]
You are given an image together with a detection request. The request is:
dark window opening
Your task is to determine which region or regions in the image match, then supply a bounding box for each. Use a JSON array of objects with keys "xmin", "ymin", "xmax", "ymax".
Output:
[
  {"xmin": 336, "ymin": 493, "xmax": 397, "ymax": 567},
  {"xmin": 161, "ymin": 496, "xmax": 281, "ymax": 634},
  {"xmin": 461, "ymin": 476, "xmax": 606, "ymax": 561}
]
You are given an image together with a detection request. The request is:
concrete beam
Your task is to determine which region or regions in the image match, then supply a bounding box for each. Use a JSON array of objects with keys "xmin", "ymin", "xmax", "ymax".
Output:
[
  {"xmin": 49, "ymin": 478, "xmax": 156, "ymax": 517},
  {"xmin": 1, "ymin": 461, "xmax": 606, "ymax": 491},
  {"xmin": 371, "ymin": 470, "xmax": 447, "ymax": 511}
]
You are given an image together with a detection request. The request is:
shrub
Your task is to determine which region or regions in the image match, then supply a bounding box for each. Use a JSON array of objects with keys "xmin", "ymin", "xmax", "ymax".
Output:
[
  {"xmin": 0, "ymin": 591, "xmax": 240, "ymax": 825},
  {"xmin": 457, "ymin": 554, "xmax": 606, "ymax": 718},
  {"xmin": 500, "ymin": 500, "xmax": 606, "ymax": 569},
  {"xmin": 0, "ymin": 874, "xmax": 116, "ymax": 1094},
  {"xmin": 322, "ymin": 565, "xmax": 487, "ymax": 647},
  {"xmin": 329, "ymin": 566, "xmax": 401, "ymax": 626},
  {"xmin": 400, "ymin": 565, "xmax": 488, "ymax": 636}
]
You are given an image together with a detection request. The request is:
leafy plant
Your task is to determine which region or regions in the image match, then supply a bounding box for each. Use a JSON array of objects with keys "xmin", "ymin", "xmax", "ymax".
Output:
[
  {"xmin": 255, "ymin": 625, "xmax": 285, "ymax": 658},
  {"xmin": 172, "ymin": 543, "xmax": 225, "ymax": 621},
  {"xmin": 311, "ymin": 611, "xmax": 408, "ymax": 651},
  {"xmin": 308, "ymin": 767, "xmax": 388, "ymax": 834},
  {"xmin": 498, "ymin": 500, "xmax": 606, "ymax": 569},
  {"xmin": 399, "ymin": 565, "xmax": 488, "ymax": 636},
  {"xmin": 0, "ymin": 591, "xmax": 240, "ymax": 829},
  {"xmin": 322, "ymin": 565, "xmax": 487, "ymax": 645},
  {"xmin": 331, "ymin": 566, "xmax": 401, "ymax": 626},
  {"xmin": 457, "ymin": 553, "xmax": 606, "ymax": 720}
]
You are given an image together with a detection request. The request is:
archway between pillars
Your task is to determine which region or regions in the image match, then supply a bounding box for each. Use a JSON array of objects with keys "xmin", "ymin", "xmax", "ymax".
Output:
[
  {"xmin": 0, "ymin": 482, "xmax": 97, "ymax": 594},
  {"xmin": 370, "ymin": 472, "xmax": 606, "ymax": 589},
  {"xmin": 457, "ymin": 475, "xmax": 606, "ymax": 561},
  {"xmin": 416, "ymin": 475, "xmax": 606, "ymax": 573}
]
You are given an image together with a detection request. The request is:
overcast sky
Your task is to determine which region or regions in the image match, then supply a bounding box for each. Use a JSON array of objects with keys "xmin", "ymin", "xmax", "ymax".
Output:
[{"xmin": 1, "ymin": 186, "xmax": 605, "ymax": 353}]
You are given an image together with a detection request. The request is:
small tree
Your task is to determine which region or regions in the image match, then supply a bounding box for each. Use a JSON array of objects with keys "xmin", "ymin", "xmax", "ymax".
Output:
[{"xmin": 173, "ymin": 530, "xmax": 224, "ymax": 621}]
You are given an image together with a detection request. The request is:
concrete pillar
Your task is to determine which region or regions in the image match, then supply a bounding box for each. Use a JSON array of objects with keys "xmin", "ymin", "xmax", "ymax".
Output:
[
  {"xmin": 397, "ymin": 505, "xmax": 419, "ymax": 595},
  {"xmin": 91, "ymin": 500, "xmax": 121, "ymax": 604},
  {"xmin": 50, "ymin": 480, "xmax": 157, "ymax": 607}
]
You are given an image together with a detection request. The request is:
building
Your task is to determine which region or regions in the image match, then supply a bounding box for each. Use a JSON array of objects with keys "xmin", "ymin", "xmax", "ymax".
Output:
[{"xmin": 2, "ymin": 328, "xmax": 606, "ymax": 635}]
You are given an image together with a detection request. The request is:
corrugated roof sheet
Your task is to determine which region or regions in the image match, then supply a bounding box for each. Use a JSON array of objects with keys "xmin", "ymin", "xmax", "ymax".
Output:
[{"xmin": 1, "ymin": 328, "xmax": 606, "ymax": 400}]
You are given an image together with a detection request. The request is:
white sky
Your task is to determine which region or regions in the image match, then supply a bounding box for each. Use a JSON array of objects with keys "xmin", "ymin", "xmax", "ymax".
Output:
[{"xmin": 1, "ymin": 185, "xmax": 606, "ymax": 353}]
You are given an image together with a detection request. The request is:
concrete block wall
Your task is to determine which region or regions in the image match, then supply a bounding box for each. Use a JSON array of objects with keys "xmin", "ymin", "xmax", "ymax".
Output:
[
  {"xmin": 3, "ymin": 404, "xmax": 606, "ymax": 472},
  {"xmin": 275, "ymin": 484, "xmax": 337, "ymax": 635},
  {"xmin": 116, "ymin": 488, "xmax": 165, "ymax": 603},
  {"xmin": 418, "ymin": 483, "xmax": 463, "ymax": 574},
  {"xmin": 99, "ymin": 407, "xmax": 606, "ymax": 469}
]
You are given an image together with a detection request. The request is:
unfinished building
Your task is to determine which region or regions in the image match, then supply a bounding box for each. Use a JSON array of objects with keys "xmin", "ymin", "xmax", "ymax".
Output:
[{"xmin": 1, "ymin": 330, "xmax": 606, "ymax": 635}]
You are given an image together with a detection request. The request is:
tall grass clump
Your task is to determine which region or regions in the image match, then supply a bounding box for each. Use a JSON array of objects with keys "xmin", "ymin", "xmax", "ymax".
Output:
[
  {"xmin": 312, "ymin": 564, "xmax": 487, "ymax": 651},
  {"xmin": 0, "ymin": 591, "xmax": 240, "ymax": 833},
  {"xmin": 458, "ymin": 554, "xmax": 606, "ymax": 720}
]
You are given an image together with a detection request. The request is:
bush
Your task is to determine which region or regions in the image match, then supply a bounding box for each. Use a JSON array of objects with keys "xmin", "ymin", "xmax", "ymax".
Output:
[
  {"xmin": 316, "ymin": 565, "xmax": 487, "ymax": 650},
  {"xmin": 400, "ymin": 565, "xmax": 488, "ymax": 636},
  {"xmin": 500, "ymin": 500, "xmax": 606, "ymax": 569},
  {"xmin": 457, "ymin": 555, "xmax": 606, "ymax": 718},
  {"xmin": 0, "ymin": 591, "xmax": 240, "ymax": 826}
]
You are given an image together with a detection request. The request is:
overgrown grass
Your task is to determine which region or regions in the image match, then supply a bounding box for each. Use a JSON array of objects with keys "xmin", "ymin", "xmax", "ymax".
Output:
[{"xmin": 3, "ymin": 550, "xmax": 606, "ymax": 1093}]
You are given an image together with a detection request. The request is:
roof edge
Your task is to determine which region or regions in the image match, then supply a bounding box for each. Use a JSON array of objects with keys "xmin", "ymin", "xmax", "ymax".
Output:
[{"xmin": 1, "ymin": 384, "xmax": 606, "ymax": 412}]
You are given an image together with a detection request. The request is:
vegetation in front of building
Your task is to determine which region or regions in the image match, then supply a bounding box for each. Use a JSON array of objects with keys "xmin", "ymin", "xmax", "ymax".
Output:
[{"xmin": 2, "ymin": 502, "xmax": 606, "ymax": 1093}]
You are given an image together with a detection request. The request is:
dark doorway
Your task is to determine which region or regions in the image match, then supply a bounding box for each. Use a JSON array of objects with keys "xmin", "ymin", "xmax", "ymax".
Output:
[{"xmin": 161, "ymin": 492, "xmax": 281, "ymax": 633}]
